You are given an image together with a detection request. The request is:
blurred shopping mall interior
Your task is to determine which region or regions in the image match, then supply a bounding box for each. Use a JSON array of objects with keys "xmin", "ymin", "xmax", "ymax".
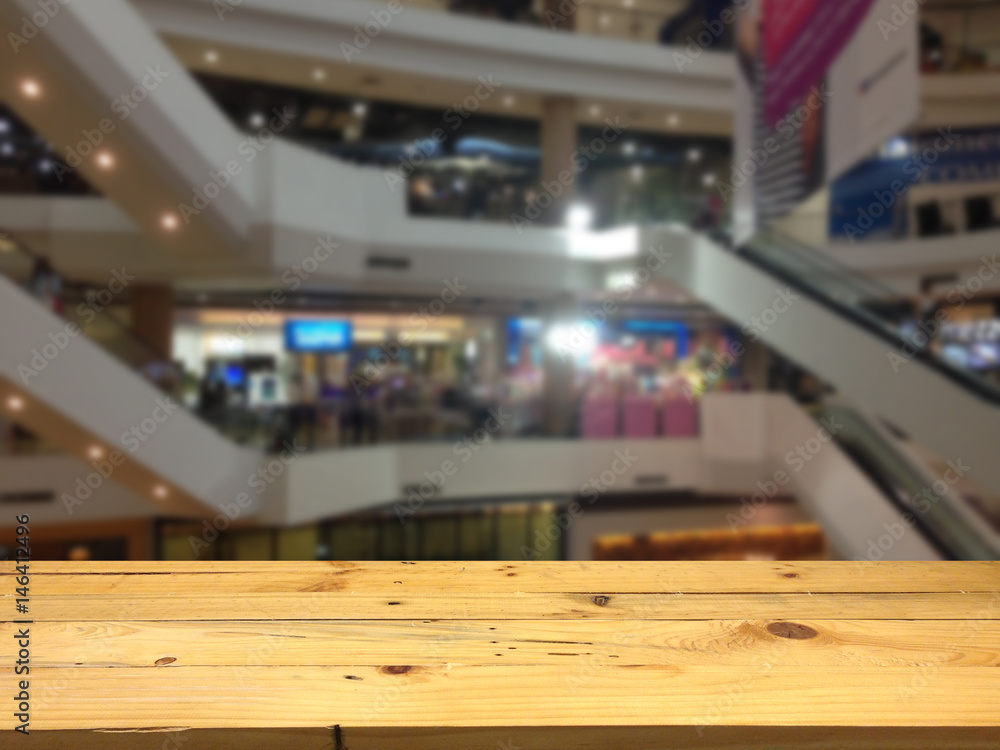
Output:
[{"xmin": 0, "ymin": 0, "xmax": 999, "ymax": 563}]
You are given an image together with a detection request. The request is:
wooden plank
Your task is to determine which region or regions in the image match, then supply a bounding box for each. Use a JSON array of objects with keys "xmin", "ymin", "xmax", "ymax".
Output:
[
  {"xmin": 5, "ymin": 560, "xmax": 999, "ymax": 593},
  {"xmin": 6, "ymin": 665, "xmax": 1000, "ymax": 730},
  {"xmin": 4, "ymin": 619, "xmax": 999, "ymax": 668},
  {"xmin": 0, "ymin": 562, "xmax": 997, "ymax": 748},
  {"xmin": 9, "ymin": 591, "xmax": 1000, "ymax": 621},
  {"xmin": 19, "ymin": 726, "xmax": 1000, "ymax": 750}
]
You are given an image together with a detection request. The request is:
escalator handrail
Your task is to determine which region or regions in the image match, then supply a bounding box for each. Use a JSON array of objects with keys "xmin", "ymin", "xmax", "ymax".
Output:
[{"xmin": 736, "ymin": 232, "xmax": 1000, "ymax": 406}]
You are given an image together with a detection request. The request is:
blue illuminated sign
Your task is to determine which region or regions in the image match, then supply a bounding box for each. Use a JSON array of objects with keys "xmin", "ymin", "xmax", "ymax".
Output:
[{"xmin": 284, "ymin": 320, "xmax": 352, "ymax": 352}]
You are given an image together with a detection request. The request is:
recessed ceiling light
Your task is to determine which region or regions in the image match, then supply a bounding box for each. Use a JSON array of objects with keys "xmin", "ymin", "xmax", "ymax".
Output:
[
  {"xmin": 631, "ymin": 164, "xmax": 644, "ymax": 182},
  {"xmin": 352, "ymin": 101, "xmax": 368, "ymax": 117},
  {"xmin": 96, "ymin": 151, "xmax": 114, "ymax": 169},
  {"xmin": 7, "ymin": 396, "xmax": 23, "ymax": 411},
  {"xmin": 21, "ymin": 80, "xmax": 40, "ymax": 98},
  {"xmin": 622, "ymin": 141, "xmax": 636, "ymax": 157},
  {"xmin": 623, "ymin": 0, "xmax": 635, "ymax": 7},
  {"xmin": 1, "ymin": 143, "xmax": 13, "ymax": 157},
  {"xmin": 312, "ymin": 67, "xmax": 326, "ymax": 81},
  {"xmin": 687, "ymin": 147, "xmax": 702, "ymax": 163},
  {"xmin": 502, "ymin": 95, "xmax": 516, "ymax": 108},
  {"xmin": 161, "ymin": 213, "xmax": 179, "ymax": 231},
  {"xmin": 204, "ymin": 49, "xmax": 219, "ymax": 64},
  {"xmin": 599, "ymin": 13, "xmax": 611, "ymax": 26},
  {"xmin": 666, "ymin": 113, "xmax": 680, "ymax": 127},
  {"xmin": 38, "ymin": 159, "xmax": 53, "ymax": 173},
  {"xmin": 702, "ymin": 172, "xmax": 716, "ymax": 187},
  {"xmin": 589, "ymin": 104, "xmax": 601, "ymax": 117},
  {"xmin": 88, "ymin": 445, "xmax": 104, "ymax": 460},
  {"xmin": 0, "ymin": 120, "xmax": 9, "ymax": 134},
  {"xmin": 248, "ymin": 112, "xmax": 265, "ymax": 128},
  {"xmin": 153, "ymin": 485, "xmax": 169, "ymax": 500}
]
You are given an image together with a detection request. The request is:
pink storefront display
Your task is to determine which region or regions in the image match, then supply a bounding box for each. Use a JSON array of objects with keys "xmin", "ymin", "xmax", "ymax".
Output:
[
  {"xmin": 580, "ymin": 395, "xmax": 619, "ymax": 439},
  {"xmin": 622, "ymin": 394, "xmax": 659, "ymax": 438},
  {"xmin": 662, "ymin": 397, "xmax": 698, "ymax": 437}
]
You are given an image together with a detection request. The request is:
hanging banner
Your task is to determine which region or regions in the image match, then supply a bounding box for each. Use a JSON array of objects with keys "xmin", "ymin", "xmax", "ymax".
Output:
[{"xmin": 730, "ymin": 0, "xmax": 920, "ymax": 243}]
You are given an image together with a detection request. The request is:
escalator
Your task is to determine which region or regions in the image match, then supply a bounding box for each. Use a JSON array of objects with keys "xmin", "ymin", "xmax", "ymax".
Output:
[
  {"xmin": 815, "ymin": 401, "xmax": 1000, "ymax": 560},
  {"xmin": 0, "ymin": 233, "xmax": 263, "ymax": 518},
  {"xmin": 654, "ymin": 224, "xmax": 1000, "ymax": 497}
]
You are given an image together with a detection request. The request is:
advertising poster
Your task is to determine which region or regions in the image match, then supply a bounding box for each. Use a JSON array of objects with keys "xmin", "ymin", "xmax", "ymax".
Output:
[{"xmin": 732, "ymin": 0, "xmax": 920, "ymax": 243}]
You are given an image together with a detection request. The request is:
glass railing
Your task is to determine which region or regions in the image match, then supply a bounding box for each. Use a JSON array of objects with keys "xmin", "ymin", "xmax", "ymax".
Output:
[
  {"xmin": 0, "ymin": 231, "xmax": 188, "ymax": 456},
  {"xmin": 817, "ymin": 401, "xmax": 999, "ymax": 560},
  {"xmin": 739, "ymin": 228, "xmax": 1000, "ymax": 405}
]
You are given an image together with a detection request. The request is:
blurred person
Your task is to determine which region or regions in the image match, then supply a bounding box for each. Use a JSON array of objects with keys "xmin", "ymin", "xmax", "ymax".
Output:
[
  {"xmin": 287, "ymin": 372, "xmax": 318, "ymax": 449},
  {"xmin": 912, "ymin": 279, "xmax": 941, "ymax": 351},
  {"xmin": 27, "ymin": 256, "xmax": 63, "ymax": 315}
]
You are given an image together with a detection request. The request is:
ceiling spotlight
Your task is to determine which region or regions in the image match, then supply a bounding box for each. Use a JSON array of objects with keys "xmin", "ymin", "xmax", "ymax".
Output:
[
  {"xmin": 88, "ymin": 445, "xmax": 104, "ymax": 460},
  {"xmin": 161, "ymin": 213, "xmax": 179, "ymax": 231},
  {"xmin": 21, "ymin": 79, "xmax": 41, "ymax": 98},
  {"xmin": 631, "ymin": 164, "xmax": 644, "ymax": 182},
  {"xmin": 204, "ymin": 49, "xmax": 219, "ymax": 64},
  {"xmin": 687, "ymin": 147, "xmax": 702, "ymax": 163},
  {"xmin": 502, "ymin": 94, "xmax": 516, "ymax": 108},
  {"xmin": 1, "ymin": 142, "xmax": 13, "ymax": 157},
  {"xmin": 352, "ymin": 101, "xmax": 368, "ymax": 117},
  {"xmin": 6, "ymin": 396, "xmax": 23, "ymax": 411},
  {"xmin": 666, "ymin": 113, "xmax": 680, "ymax": 127},
  {"xmin": 153, "ymin": 485, "xmax": 169, "ymax": 500},
  {"xmin": 38, "ymin": 158, "xmax": 53, "ymax": 173},
  {"xmin": 623, "ymin": 0, "xmax": 635, "ymax": 7},
  {"xmin": 622, "ymin": 141, "xmax": 636, "ymax": 157},
  {"xmin": 312, "ymin": 67, "xmax": 326, "ymax": 81},
  {"xmin": 95, "ymin": 151, "xmax": 114, "ymax": 169},
  {"xmin": 248, "ymin": 111, "xmax": 265, "ymax": 128},
  {"xmin": 589, "ymin": 104, "xmax": 601, "ymax": 117},
  {"xmin": 0, "ymin": 120, "xmax": 9, "ymax": 134},
  {"xmin": 702, "ymin": 172, "xmax": 716, "ymax": 187},
  {"xmin": 599, "ymin": 13, "xmax": 611, "ymax": 27}
]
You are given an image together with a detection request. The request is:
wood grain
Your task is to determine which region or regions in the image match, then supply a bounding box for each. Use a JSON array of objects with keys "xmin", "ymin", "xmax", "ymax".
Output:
[{"xmin": 0, "ymin": 561, "xmax": 997, "ymax": 749}]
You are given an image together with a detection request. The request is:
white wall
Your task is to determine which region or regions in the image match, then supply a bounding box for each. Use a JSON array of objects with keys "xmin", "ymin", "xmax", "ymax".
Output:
[{"xmin": 0, "ymin": 455, "xmax": 157, "ymax": 524}]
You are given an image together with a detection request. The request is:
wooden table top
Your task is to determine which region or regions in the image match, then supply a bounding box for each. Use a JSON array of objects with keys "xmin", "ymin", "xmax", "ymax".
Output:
[{"xmin": 2, "ymin": 561, "xmax": 999, "ymax": 749}]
